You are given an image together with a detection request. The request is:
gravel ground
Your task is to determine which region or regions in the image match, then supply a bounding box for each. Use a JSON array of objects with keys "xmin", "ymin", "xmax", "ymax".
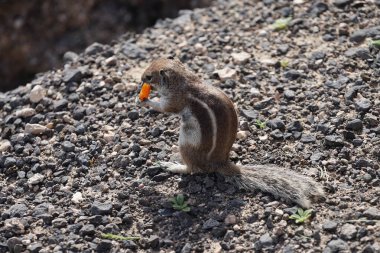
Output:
[{"xmin": 1, "ymin": 0, "xmax": 379, "ymax": 252}]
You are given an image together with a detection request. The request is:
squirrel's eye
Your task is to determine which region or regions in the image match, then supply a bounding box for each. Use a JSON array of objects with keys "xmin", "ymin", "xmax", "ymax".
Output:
[{"xmin": 145, "ymin": 75, "xmax": 153, "ymax": 82}]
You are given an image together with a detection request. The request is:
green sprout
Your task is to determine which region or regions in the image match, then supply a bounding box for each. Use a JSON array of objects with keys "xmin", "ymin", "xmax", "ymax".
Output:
[
  {"xmin": 289, "ymin": 208, "xmax": 313, "ymax": 224},
  {"xmin": 280, "ymin": 59, "xmax": 289, "ymax": 68},
  {"xmin": 370, "ymin": 40, "xmax": 380, "ymax": 48},
  {"xmin": 101, "ymin": 233, "xmax": 140, "ymax": 241},
  {"xmin": 255, "ymin": 119, "xmax": 266, "ymax": 130},
  {"xmin": 170, "ymin": 194, "xmax": 190, "ymax": 212},
  {"xmin": 272, "ymin": 17, "xmax": 292, "ymax": 31}
]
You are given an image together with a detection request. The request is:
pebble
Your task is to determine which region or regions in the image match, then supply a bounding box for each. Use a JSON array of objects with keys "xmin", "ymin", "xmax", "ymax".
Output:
[
  {"xmin": 333, "ymin": 0, "xmax": 353, "ymax": 8},
  {"xmin": 0, "ymin": 140, "xmax": 12, "ymax": 152},
  {"xmin": 15, "ymin": 108, "xmax": 36, "ymax": 118},
  {"xmin": 231, "ymin": 52, "xmax": 250, "ymax": 64},
  {"xmin": 324, "ymin": 135, "xmax": 344, "ymax": 147},
  {"xmin": 363, "ymin": 207, "xmax": 380, "ymax": 220},
  {"xmin": 52, "ymin": 218, "xmax": 67, "ymax": 228},
  {"xmin": 62, "ymin": 141, "xmax": 75, "ymax": 152},
  {"xmin": 224, "ymin": 214, "xmax": 237, "ymax": 225},
  {"xmin": 90, "ymin": 201, "xmax": 113, "ymax": 215},
  {"xmin": 326, "ymin": 239, "xmax": 348, "ymax": 252},
  {"xmin": 214, "ymin": 67, "xmax": 237, "ymax": 81},
  {"xmin": 72, "ymin": 192, "xmax": 84, "ymax": 204},
  {"xmin": 284, "ymin": 70, "xmax": 301, "ymax": 80},
  {"xmin": 355, "ymin": 97, "xmax": 372, "ymax": 112},
  {"xmin": 340, "ymin": 223, "xmax": 357, "ymax": 240},
  {"xmin": 284, "ymin": 90, "xmax": 296, "ymax": 99},
  {"xmin": 27, "ymin": 173, "xmax": 45, "ymax": 185},
  {"xmin": 62, "ymin": 68, "xmax": 83, "ymax": 83},
  {"xmin": 346, "ymin": 119, "xmax": 363, "ymax": 131},
  {"xmin": 29, "ymin": 85, "xmax": 46, "ymax": 103},
  {"xmin": 85, "ymin": 42, "xmax": 104, "ymax": 55},
  {"xmin": 259, "ymin": 233, "xmax": 274, "ymax": 247},
  {"xmin": 323, "ymin": 220, "xmax": 338, "ymax": 233},
  {"xmin": 202, "ymin": 218, "xmax": 220, "ymax": 230},
  {"xmin": 267, "ymin": 119, "xmax": 285, "ymax": 131}
]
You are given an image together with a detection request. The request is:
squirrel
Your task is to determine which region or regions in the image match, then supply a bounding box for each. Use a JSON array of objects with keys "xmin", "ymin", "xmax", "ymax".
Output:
[{"xmin": 137, "ymin": 58, "xmax": 324, "ymax": 208}]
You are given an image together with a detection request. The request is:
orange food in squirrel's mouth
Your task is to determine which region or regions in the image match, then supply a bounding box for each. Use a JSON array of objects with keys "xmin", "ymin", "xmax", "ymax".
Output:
[{"xmin": 139, "ymin": 83, "xmax": 151, "ymax": 101}]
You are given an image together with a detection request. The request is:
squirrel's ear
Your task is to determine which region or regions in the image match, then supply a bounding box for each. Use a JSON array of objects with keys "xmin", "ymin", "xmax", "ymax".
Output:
[{"xmin": 159, "ymin": 69, "xmax": 166, "ymax": 77}]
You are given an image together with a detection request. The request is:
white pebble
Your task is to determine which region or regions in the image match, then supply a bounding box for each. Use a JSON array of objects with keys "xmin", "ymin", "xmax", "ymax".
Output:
[
  {"xmin": 28, "ymin": 173, "xmax": 45, "ymax": 185},
  {"xmin": 29, "ymin": 85, "xmax": 46, "ymax": 103},
  {"xmin": 0, "ymin": 140, "xmax": 12, "ymax": 153},
  {"xmin": 25, "ymin": 123, "xmax": 48, "ymax": 135},
  {"xmin": 214, "ymin": 67, "xmax": 237, "ymax": 81},
  {"xmin": 72, "ymin": 192, "xmax": 84, "ymax": 203},
  {"xmin": 231, "ymin": 52, "xmax": 251, "ymax": 64},
  {"xmin": 15, "ymin": 108, "xmax": 36, "ymax": 118}
]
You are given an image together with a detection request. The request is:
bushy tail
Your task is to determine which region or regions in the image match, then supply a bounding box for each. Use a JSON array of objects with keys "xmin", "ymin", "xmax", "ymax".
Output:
[{"xmin": 230, "ymin": 165, "xmax": 325, "ymax": 208}]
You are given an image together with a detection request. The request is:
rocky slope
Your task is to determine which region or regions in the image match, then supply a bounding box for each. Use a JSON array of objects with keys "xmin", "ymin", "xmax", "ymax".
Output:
[{"xmin": 0, "ymin": 0, "xmax": 379, "ymax": 252}]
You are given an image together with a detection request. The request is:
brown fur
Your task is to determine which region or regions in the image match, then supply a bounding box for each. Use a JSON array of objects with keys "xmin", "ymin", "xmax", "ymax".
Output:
[{"xmin": 140, "ymin": 58, "xmax": 324, "ymax": 208}]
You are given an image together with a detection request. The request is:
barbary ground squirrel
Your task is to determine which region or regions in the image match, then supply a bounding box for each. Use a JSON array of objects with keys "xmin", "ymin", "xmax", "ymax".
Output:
[{"xmin": 137, "ymin": 58, "xmax": 324, "ymax": 208}]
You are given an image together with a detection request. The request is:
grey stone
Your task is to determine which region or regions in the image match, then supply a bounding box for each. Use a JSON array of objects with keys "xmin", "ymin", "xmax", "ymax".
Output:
[
  {"xmin": 62, "ymin": 68, "xmax": 83, "ymax": 83},
  {"xmin": 267, "ymin": 119, "xmax": 285, "ymax": 131},
  {"xmin": 52, "ymin": 218, "xmax": 68, "ymax": 228},
  {"xmin": 62, "ymin": 141, "xmax": 75, "ymax": 152},
  {"xmin": 346, "ymin": 119, "xmax": 363, "ymax": 131},
  {"xmin": 355, "ymin": 98, "xmax": 372, "ymax": 112},
  {"xmin": 284, "ymin": 70, "xmax": 301, "ymax": 80},
  {"xmin": 284, "ymin": 90, "xmax": 296, "ymax": 99},
  {"xmin": 270, "ymin": 129, "xmax": 283, "ymax": 140},
  {"xmin": 90, "ymin": 201, "xmax": 113, "ymax": 215},
  {"xmin": 202, "ymin": 218, "xmax": 220, "ymax": 230},
  {"xmin": 4, "ymin": 204, "xmax": 28, "ymax": 218},
  {"xmin": 27, "ymin": 243, "xmax": 43, "ymax": 253},
  {"xmin": 325, "ymin": 135, "xmax": 344, "ymax": 147},
  {"xmin": 345, "ymin": 48, "xmax": 372, "ymax": 60},
  {"xmin": 323, "ymin": 220, "xmax": 338, "ymax": 233},
  {"xmin": 259, "ymin": 233, "xmax": 274, "ymax": 247},
  {"xmin": 340, "ymin": 223, "xmax": 357, "ymax": 240},
  {"xmin": 326, "ymin": 239, "xmax": 348, "ymax": 252},
  {"xmin": 363, "ymin": 207, "xmax": 380, "ymax": 220},
  {"xmin": 333, "ymin": 0, "xmax": 353, "ymax": 8},
  {"xmin": 85, "ymin": 42, "xmax": 104, "ymax": 55},
  {"xmin": 300, "ymin": 134, "xmax": 316, "ymax": 143},
  {"xmin": 80, "ymin": 224, "xmax": 96, "ymax": 236}
]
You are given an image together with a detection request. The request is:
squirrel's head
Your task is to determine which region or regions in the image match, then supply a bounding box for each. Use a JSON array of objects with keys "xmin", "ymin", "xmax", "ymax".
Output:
[{"xmin": 141, "ymin": 58, "xmax": 199, "ymax": 95}]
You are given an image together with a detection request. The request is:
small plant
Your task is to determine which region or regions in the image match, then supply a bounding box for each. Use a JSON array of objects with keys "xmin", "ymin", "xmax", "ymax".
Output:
[
  {"xmin": 170, "ymin": 194, "xmax": 190, "ymax": 212},
  {"xmin": 289, "ymin": 208, "xmax": 313, "ymax": 224},
  {"xmin": 370, "ymin": 39, "xmax": 380, "ymax": 48},
  {"xmin": 280, "ymin": 59, "xmax": 289, "ymax": 68},
  {"xmin": 272, "ymin": 17, "xmax": 292, "ymax": 31},
  {"xmin": 101, "ymin": 233, "xmax": 140, "ymax": 241},
  {"xmin": 255, "ymin": 119, "xmax": 266, "ymax": 130}
]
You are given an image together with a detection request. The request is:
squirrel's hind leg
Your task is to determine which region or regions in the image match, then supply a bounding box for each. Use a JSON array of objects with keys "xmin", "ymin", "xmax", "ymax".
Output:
[{"xmin": 159, "ymin": 161, "xmax": 190, "ymax": 174}]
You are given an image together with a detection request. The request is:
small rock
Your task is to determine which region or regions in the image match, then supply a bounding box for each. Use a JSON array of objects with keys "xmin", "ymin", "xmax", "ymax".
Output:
[
  {"xmin": 324, "ymin": 135, "xmax": 344, "ymax": 147},
  {"xmin": 254, "ymin": 97, "xmax": 274, "ymax": 110},
  {"xmin": 147, "ymin": 235, "xmax": 160, "ymax": 249},
  {"xmin": 231, "ymin": 52, "xmax": 250, "ymax": 64},
  {"xmin": 287, "ymin": 121, "xmax": 303, "ymax": 132},
  {"xmin": 214, "ymin": 67, "xmax": 237, "ymax": 81},
  {"xmin": 15, "ymin": 108, "xmax": 36, "ymax": 118},
  {"xmin": 4, "ymin": 157, "xmax": 16, "ymax": 167},
  {"xmin": 0, "ymin": 140, "xmax": 12, "ymax": 153},
  {"xmin": 363, "ymin": 207, "xmax": 380, "ymax": 220},
  {"xmin": 323, "ymin": 220, "xmax": 338, "ymax": 233},
  {"xmin": 346, "ymin": 119, "xmax": 363, "ymax": 131},
  {"xmin": 259, "ymin": 233, "xmax": 274, "ymax": 247},
  {"xmin": 62, "ymin": 141, "xmax": 75, "ymax": 152},
  {"xmin": 85, "ymin": 42, "xmax": 104, "ymax": 55},
  {"xmin": 309, "ymin": 2, "xmax": 329, "ymax": 16},
  {"xmin": 181, "ymin": 243, "xmax": 192, "ymax": 253},
  {"xmin": 284, "ymin": 90, "xmax": 296, "ymax": 99},
  {"xmin": 96, "ymin": 240, "xmax": 112, "ymax": 253},
  {"xmin": 333, "ymin": 0, "xmax": 353, "ymax": 8},
  {"xmin": 29, "ymin": 85, "xmax": 46, "ymax": 103},
  {"xmin": 53, "ymin": 99, "xmax": 69, "ymax": 111},
  {"xmin": 105, "ymin": 56, "xmax": 117, "ymax": 66},
  {"xmin": 350, "ymin": 26, "xmax": 380, "ymax": 43},
  {"xmin": 52, "ymin": 218, "xmax": 68, "ymax": 228},
  {"xmin": 300, "ymin": 134, "xmax": 316, "ymax": 143},
  {"xmin": 326, "ymin": 239, "xmax": 348, "ymax": 252},
  {"xmin": 284, "ymin": 70, "xmax": 301, "ymax": 80},
  {"xmin": 202, "ymin": 218, "xmax": 220, "ymax": 230},
  {"xmin": 4, "ymin": 204, "xmax": 28, "ymax": 218},
  {"xmin": 63, "ymin": 51, "xmax": 79, "ymax": 62},
  {"xmin": 7, "ymin": 237, "xmax": 23, "ymax": 253},
  {"xmin": 355, "ymin": 97, "xmax": 372, "ymax": 112},
  {"xmin": 128, "ymin": 110, "xmax": 139, "ymax": 121},
  {"xmin": 28, "ymin": 173, "xmax": 45, "ymax": 185},
  {"xmin": 271, "ymin": 129, "xmax": 283, "ymax": 140},
  {"xmin": 27, "ymin": 242, "xmax": 43, "ymax": 253},
  {"xmin": 80, "ymin": 224, "xmax": 96, "ymax": 236},
  {"xmin": 90, "ymin": 201, "xmax": 113, "ymax": 215},
  {"xmin": 236, "ymin": 131, "xmax": 249, "ymax": 140},
  {"xmin": 62, "ymin": 68, "xmax": 83, "ymax": 83},
  {"xmin": 113, "ymin": 83, "xmax": 126, "ymax": 91},
  {"xmin": 345, "ymin": 48, "xmax": 372, "ymax": 60},
  {"xmin": 224, "ymin": 214, "xmax": 237, "ymax": 225},
  {"xmin": 340, "ymin": 223, "xmax": 357, "ymax": 240},
  {"xmin": 4, "ymin": 218, "xmax": 25, "ymax": 234},
  {"xmin": 267, "ymin": 119, "xmax": 285, "ymax": 131},
  {"xmin": 72, "ymin": 192, "xmax": 84, "ymax": 204}
]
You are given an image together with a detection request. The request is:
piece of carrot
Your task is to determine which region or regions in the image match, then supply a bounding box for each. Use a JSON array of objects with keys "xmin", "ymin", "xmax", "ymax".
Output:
[{"xmin": 139, "ymin": 83, "xmax": 151, "ymax": 101}]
